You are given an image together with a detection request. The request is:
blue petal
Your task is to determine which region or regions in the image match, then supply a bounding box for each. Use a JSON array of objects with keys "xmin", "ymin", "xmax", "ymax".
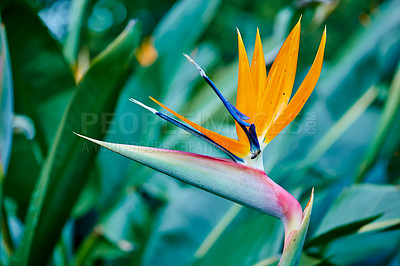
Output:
[
  {"xmin": 183, "ymin": 54, "xmax": 250, "ymax": 127},
  {"xmin": 156, "ymin": 113, "xmax": 243, "ymax": 162},
  {"xmin": 203, "ymin": 77, "xmax": 250, "ymax": 121},
  {"xmin": 249, "ymin": 124, "xmax": 261, "ymax": 151},
  {"xmin": 129, "ymin": 98, "xmax": 243, "ymax": 162}
]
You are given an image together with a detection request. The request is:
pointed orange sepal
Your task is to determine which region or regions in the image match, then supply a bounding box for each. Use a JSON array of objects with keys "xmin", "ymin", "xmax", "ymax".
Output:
[
  {"xmin": 264, "ymin": 27, "xmax": 326, "ymax": 144},
  {"xmin": 256, "ymin": 18, "xmax": 301, "ymax": 137},
  {"xmin": 235, "ymin": 29, "xmax": 255, "ymax": 142},
  {"xmin": 251, "ymin": 28, "xmax": 267, "ymax": 112},
  {"xmin": 150, "ymin": 97, "xmax": 250, "ymax": 157}
]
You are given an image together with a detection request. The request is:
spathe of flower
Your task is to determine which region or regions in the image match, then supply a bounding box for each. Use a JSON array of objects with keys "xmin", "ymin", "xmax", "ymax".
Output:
[
  {"xmin": 74, "ymin": 132, "xmax": 304, "ymax": 237},
  {"xmin": 76, "ymin": 19, "xmax": 325, "ymax": 265}
]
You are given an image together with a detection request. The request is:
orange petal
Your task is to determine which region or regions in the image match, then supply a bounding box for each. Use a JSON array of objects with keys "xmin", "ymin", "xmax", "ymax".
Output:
[
  {"xmin": 264, "ymin": 27, "xmax": 326, "ymax": 144},
  {"xmin": 251, "ymin": 28, "xmax": 267, "ymax": 106},
  {"xmin": 256, "ymin": 19, "xmax": 301, "ymax": 136},
  {"xmin": 236, "ymin": 29, "xmax": 255, "ymax": 142},
  {"xmin": 150, "ymin": 97, "xmax": 250, "ymax": 157}
]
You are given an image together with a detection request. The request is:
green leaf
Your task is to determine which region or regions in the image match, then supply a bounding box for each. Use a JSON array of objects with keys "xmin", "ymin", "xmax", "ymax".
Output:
[
  {"xmin": 253, "ymin": 252, "xmax": 335, "ymax": 266},
  {"xmin": 306, "ymin": 184, "xmax": 400, "ymax": 265},
  {"xmin": 305, "ymin": 214, "xmax": 381, "ymax": 248},
  {"xmin": 143, "ymin": 188, "xmax": 233, "ymax": 266},
  {"xmin": 1, "ymin": 1, "xmax": 76, "ymax": 151},
  {"xmin": 120, "ymin": 0, "xmax": 222, "ymax": 118},
  {"xmin": 313, "ymin": 184, "xmax": 400, "ymax": 237},
  {"xmin": 309, "ymin": 184, "xmax": 400, "ymax": 264},
  {"xmin": 10, "ymin": 20, "xmax": 141, "ymax": 266},
  {"xmin": 74, "ymin": 230, "xmax": 132, "ymax": 266},
  {"xmin": 321, "ymin": 0, "xmax": 400, "ymax": 119},
  {"xmin": 63, "ymin": 0, "xmax": 90, "ymax": 66},
  {"xmin": 0, "ymin": 19, "xmax": 13, "ymax": 175},
  {"xmin": 358, "ymin": 217, "xmax": 400, "ymax": 234},
  {"xmin": 300, "ymin": 86, "xmax": 379, "ymax": 168},
  {"xmin": 317, "ymin": 228, "xmax": 400, "ymax": 265},
  {"xmin": 0, "ymin": 17, "xmax": 13, "ymax": 263},
  {"xmin": 274, "ymin": 85, "xmax": 379, "ymax": 187},
  {"xmin": 1, "ymin": 202, "xmax": 15, "ymax": 264},
  {"xmin": 193, "ymin": 207, "xmax": 283, "ymax": 266},
  {"xmin": 356, "ymin": 62, "xmax": 400, "ymax": 182},
  {"xmin": 100, "ymin": 192, "xmax": 149, "ymax": 252},
  {"xmin": 194, "ymin": 204, "xmax": 243, "ymax": 259},
  {"xmin": 153, "ymin": 0, "xmax": 221, "ymax": 89},
  {"xmin": 74, "ymin": 191, "xmax": 149, "ymax": 265},
  {"xmin": 4, "ymin": 134, "xmax": 42, "ymax": 212}
]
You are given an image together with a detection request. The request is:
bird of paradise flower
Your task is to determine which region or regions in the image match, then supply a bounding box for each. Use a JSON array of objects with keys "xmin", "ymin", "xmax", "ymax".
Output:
[{"xmin": 76, "ymin": 18, "xmax": 326, "ymax": 265}]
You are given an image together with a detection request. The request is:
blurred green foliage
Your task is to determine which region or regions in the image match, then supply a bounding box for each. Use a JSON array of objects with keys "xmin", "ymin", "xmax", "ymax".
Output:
[{"xmin": 1, "ymin": 0, "xmax": 399, "ymax": 265}]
